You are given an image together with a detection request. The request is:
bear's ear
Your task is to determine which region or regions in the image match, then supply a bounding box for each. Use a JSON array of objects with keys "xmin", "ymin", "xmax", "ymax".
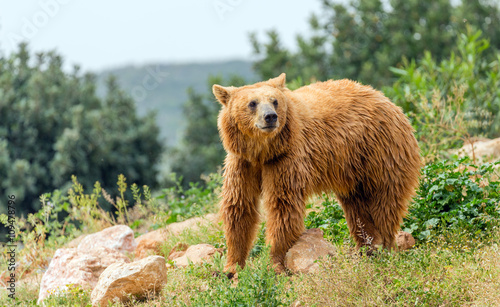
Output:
[
  {"xmin": 212, "ymin": 85, "xmax": 235, "ymax": 106},
  {"xmin": 267, "ymin": 73, "xmax": 286, "ymax": 88}
]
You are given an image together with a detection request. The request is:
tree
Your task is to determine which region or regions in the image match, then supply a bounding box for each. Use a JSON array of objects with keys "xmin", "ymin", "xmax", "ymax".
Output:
[
  {"xmin": 170, "ymin": 75, "xmax": 247, "ymax": 186},
  {"xmin": 251, "ymin": 0, "xmax": 500, "ymax": 87},
  {"xmin": 0, "ymin": 44, "xmax": 163, "ymax": 215},
  {"xmin": 386, "ymin": 29, "xmax": 500, "ymax": 157}
]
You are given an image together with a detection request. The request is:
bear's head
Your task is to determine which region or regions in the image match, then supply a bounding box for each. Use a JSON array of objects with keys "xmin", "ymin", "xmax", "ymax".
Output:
[{"xmin": 212, "ymin": 73, "xmax": 288, "ymax": 140}]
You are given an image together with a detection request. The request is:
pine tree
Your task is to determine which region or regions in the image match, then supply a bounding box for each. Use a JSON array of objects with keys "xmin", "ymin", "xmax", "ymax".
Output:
[{"xmin": 0, "ymin": 44, "xmax": 163, "ymax": 215}]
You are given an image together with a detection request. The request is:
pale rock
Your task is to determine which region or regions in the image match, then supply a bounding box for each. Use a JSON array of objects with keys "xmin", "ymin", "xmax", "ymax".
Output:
[
  {"xmin": 167, "ymin": 242, "xmax": 189, "ymax": 261},
  {"xmin": 166, "ymin": 213, "xmax": 218, "ymax": 236},
  {"xmin": 91, "ymin": 256, "xmax": 167, "ymax": 307},
  {"xmin": 396, "ymin": 231, "xmax": 415, "ymax": 251},
  {"xmin": 135, "ymin": 229, "xmax": 168, "ymax": 259},
  {"xmin": 171, "ymin": 244, "xmax": 218, "ymax": 267},
  {"xmin": 167, "ymin": 250, "xmax": 186, "ymax": 261},
  {"xmin": 78, "ymin": 225, "xmax": 137, "ymax": 254},
  {"xmin": 65, "ymin": 234, "xmax": 87, "ymax": 248},
  {"xmin": 135, "ymin": 214, "xmax": 218, "ymax": 259},
  {"xmin": 284, "ymin": 228, "xmax": 335, "ymax": 274},
  {"xmin": 37, "ymin": 247, "xmax": 129, "ymax": 304},
  {"xmin": 457, "ymin": 138, "xmax": 500, "ymax": 163}
]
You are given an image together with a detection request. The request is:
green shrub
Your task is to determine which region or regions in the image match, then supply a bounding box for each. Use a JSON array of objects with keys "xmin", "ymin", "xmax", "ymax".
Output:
[
  {"xmin": 154, "ymin": 172, "xmax": 221, "ymax": 227},
  {"xmin": 304, "ymin": 194, "xmax": 350, "ymax": 245},
  {"xmin": 386, "ymin": 28, "xmax": 500, "ymax": 159},
  {"xmin": 0, "ymin": 44, "xmax": 162, "ymax": 216},
  {"xmin": 404, "ymin": 157, "xmax": 500, "ymax": 241},
  {"xmin": 188, "ymin": 247, "xmax": 295, "ymax": 307}
]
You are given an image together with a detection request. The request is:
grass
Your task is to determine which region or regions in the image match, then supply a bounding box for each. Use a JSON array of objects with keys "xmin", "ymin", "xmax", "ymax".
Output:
[
  {"xmin": 294, "ymin": 240, "xmax": 500, "ymax": 306},
  {"xmin": 2, "ymin": 165, "xmax": 500, "ymax": 306},
  {"xmin": 4, "ymin": 223, "xmax": 500, "ymax": 306}
]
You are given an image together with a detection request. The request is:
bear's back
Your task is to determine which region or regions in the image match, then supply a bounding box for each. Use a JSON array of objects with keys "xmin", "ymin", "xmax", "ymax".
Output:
[
  {"xmin": 291, "ymin": 79, "xmax": 385, "ymax": 111},
  {"xmin": 286, "ymin": 79, "xmax": 420, "ymax": 197}
]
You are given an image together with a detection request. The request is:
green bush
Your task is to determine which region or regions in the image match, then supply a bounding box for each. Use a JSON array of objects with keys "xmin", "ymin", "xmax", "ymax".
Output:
[
  {"xmin": 154, "ymin": 172, "xmax": 221, "ymax": 227},
  {"xmin": 188, "ymin": 248, "xmax": 295, "ymax": 307},
  {"xmin": 0, "ymin": 44, "xmax": 162, "ymax": 216},
  {"xmin": 404, "ymin": 157, "xmax": 500, "ymax": 241},
  {"xmin": 304, "ymin": 194, "xmax": 350, "ymax": 245},
  {"xmin": 385, "ymin": 29, "xmax": 500, "ymax": 159}
]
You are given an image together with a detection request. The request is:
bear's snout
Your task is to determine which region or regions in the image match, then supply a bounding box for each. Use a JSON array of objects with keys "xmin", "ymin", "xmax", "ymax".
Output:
[
  {"xmin": 255, "ymin": 103, "xmax": 280, "ymax": 132},
  {"xmin": 264, "ymin": 112, "xmax": 278, "ymax": 124}
]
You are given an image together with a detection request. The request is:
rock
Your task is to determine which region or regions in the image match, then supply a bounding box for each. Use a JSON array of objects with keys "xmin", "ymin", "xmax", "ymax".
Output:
[
  {"xmin": 91, "ymin": 256, "xmax": 167, "ymax": 307},
  {"xmin": 37, "ymin": 247, "xmax": 129, "ymax": 304},
  {"xmin": 396, "ymin": 231, "xmax": 415, "ymax": 251},
  {"xmin": 65, "ymin": 234, "xmax": 87, "ymax": 248},
  {"xmin": 171, "ymin": 244, "xmax": 218, "ymax": 267},
  {"xmin": 166, "ymin": 213, "xmax": 218, "ymax": 236},
  {"xmin": 167, "ymin": 242, "xmax": 189, "ymax": 261},
  {"xmin": 135, "ymin": 229, "xmax": 168, "ymax": 259},
  {"xmin": 457, "ymin": 138, "xmax": 500, "ymax": 163},
  {"xmin": 78, "ymin": 225, "xmax": 137, "ymax": 254},
  {"xmin": 135, "ymin": 214, "xmax": 218, "ymax": 259},
  {"xmin": 284, "ymin": 228, "xmax": 335, "ymax": 274},
  {"xmin": 167, "ymin": 250, "xmax": 186, "ymax": 261}
]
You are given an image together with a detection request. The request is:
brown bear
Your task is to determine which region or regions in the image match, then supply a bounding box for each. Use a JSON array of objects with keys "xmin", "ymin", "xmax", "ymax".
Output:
[{"xmin": 212, "ymin": 73, "xmax": 421, "ymax": 273}]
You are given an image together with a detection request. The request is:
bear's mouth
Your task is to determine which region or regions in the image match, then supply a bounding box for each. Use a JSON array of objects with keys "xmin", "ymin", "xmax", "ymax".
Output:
[{"xmin": 256, "ymin": 124, "xmax": 278, "ymax": 132}]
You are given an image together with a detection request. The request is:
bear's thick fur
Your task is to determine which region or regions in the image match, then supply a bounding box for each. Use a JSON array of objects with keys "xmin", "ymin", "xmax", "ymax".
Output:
[{"xmin": 213, "ymin": 74, "xmax": 421, "ymax": 272}]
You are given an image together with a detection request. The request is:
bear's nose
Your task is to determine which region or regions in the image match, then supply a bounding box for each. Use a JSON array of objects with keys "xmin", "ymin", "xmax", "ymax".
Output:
[{"xmin": 264, "ymin": 112, "xmax": 278, "ymax": 124}]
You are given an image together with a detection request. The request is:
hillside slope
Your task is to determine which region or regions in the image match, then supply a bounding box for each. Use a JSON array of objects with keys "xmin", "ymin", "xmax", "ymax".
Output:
[{"xmin": 96, "ymin": 60, "xmax": 256, "ymax": 145}]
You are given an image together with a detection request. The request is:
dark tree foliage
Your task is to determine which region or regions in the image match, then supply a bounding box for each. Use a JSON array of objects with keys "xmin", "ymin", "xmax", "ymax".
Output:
[
  {"xmin": 170, "ymin": 75, "xmax": 247, "ymax": 187},
  {"xmin": 251, "ymin": 0, "xmax": 500, "ymax": 87},
  {"xmin": 0, "ymin": 44, "xmax": 163, "ymax": 215}
]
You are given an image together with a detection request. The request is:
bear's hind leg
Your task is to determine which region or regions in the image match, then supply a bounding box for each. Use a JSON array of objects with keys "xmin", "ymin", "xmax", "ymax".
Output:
[
  {"xmin": 369, "ymin": 194, "xmax": 408, "ymax": 250},
  {"xmin": 337, "ymin": 195, "xmax": 384, "ymax": 251}
]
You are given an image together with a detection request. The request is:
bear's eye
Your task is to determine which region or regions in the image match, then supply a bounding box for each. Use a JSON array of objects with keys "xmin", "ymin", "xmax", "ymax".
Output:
[
  {"xmin": 248, "ymin": 100, "xmax": 257, "ymax": 109},
  {"xmin": 272, "ymin": 99, "xmax": 278, "ymax": 107}
]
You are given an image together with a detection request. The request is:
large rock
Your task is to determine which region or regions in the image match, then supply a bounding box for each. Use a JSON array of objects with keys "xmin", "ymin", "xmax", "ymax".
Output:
[
  {"xmin": 166, "ymin": 213, "xmax": 218, "ymax": 236},
  {"xmin": 65, "ymin": 234, "xmax": 88, "ymax": 248},
  {"xmin": 135, "ymin": 229, "xmax": 168, "ymax": 259},
  {"xmin": 284, "ymin": 228, "xmax": 335, "ymax": 274},
  {"xmin": 167, "ymin": 242, "xmax": 190, "ymax": 261},
  {"xmin": 91, "ymin": 256, "xmax": 167, "ymax": 307},
  {"xmin": 37, "ymin": 247, "xmax": 129, "ymax": 304},
  {"xmin": 396, "ymin": 231, "xmax": 415, "ymax": 251},
  {"xmin": 457, "ymin": 138, "xmax": 500, "ymax": 163},
  {"xmin": 78, "ymin": 225, "xmax": 137, "ymax": 254},
  {"xmin": 170, "ymin": 244, "xmax": 218, "ymax": 268},
  {"xmin": 135, "ymin": 214, "xmax": 218, "ymax": 259}
]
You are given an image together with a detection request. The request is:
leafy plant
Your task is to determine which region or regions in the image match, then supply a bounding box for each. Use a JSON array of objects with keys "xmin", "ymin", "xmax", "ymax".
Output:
[
  {"xmin": 188, "ymin": 247, "xmax": 295, "ymax": 307},
  {"xmin": 386, "ymin": 29, "xmax": 500, "ymax": 160},
  {"xmin": 155, "ymin": 172, "xmax": 222, "ymax": 227},
  {"xmin": 249, "ymin": 223, "xmax": 267, "ymax": 258},
  {"xmin": 304, "ymin": 194, "xmax": 350, "ymax": 245},
  {"xmin": 41, "ymin": 284, "xmax": 91, "ymax": 307},
  {"xmin": 404, "ymin": 157, "xmax": 500, "ymax": 241}
]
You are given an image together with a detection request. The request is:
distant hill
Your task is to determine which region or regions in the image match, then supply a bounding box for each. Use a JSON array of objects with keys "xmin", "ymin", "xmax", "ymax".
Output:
[{"xmin": 96, "ymin": 60, "xmax": 257, "ymax": 146}]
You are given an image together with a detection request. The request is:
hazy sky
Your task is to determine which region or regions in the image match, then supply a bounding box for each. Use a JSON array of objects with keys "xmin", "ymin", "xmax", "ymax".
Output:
[{"xmin": 0, "ymin": 0, "xmax": 323, "ymax": 72}]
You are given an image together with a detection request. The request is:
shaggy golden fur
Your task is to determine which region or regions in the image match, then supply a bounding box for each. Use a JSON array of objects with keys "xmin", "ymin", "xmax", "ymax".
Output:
[{"xmin": 212, "ymin": 74, "xmax": 421, "ymax": 273}]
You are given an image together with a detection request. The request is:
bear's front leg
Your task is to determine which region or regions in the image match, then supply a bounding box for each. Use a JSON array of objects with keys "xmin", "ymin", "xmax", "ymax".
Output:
[
  {"xmin": 262, "ymin": 169, "xmax": 306, "ymax": 272},
  {"xmin": 220, "ymin": 155, "xmax": 262, "ymax": 274}
]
